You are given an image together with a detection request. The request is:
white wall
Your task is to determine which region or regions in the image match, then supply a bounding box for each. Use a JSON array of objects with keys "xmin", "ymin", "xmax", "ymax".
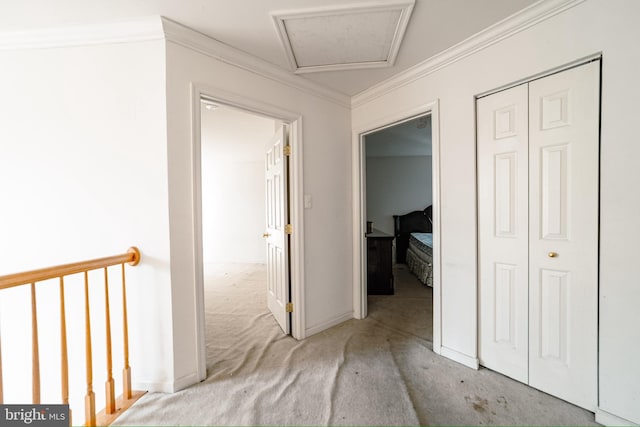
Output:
[
  {"xmin": 200, "ymin": 106, "xmax": 274, "ymax": 264},
  {"xmin": 352, "ymin": 0, "xmax": 640, "ymax": 423},
  {"xmin": 0, "ymin": 37, "xmax": 172, "ymax": 411},
  {"xmin": 365, "ymin": 156, "xmax": 432, "ymax": 235},
  {"xmin": 165, "ymin": 37, "xmax": 352, "ymax": 388}
]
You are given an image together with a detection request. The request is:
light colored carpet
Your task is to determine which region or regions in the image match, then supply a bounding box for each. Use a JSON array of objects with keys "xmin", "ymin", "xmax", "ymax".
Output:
[{"xmin": 113, "ymin": 263, "xmax": 597, "ymax": 426}]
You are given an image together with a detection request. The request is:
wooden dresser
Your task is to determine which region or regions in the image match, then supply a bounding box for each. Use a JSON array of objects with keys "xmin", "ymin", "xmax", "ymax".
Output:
[{"xmin": 366, "ymin": 229, "xmax": 394, "ymax": 295}]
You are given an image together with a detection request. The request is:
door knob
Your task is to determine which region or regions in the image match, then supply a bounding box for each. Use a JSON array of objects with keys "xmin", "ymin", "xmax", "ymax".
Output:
[
  {"xmin": 548, "ymin": 252, "xmax": 558, "ymax": 258},
  {"xmin": 263, "ymin": 233, "xmax": 271, "ymax": 238}
]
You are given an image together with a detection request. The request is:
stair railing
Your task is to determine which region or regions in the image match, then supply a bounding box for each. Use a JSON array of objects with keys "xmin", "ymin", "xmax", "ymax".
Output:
[{"xmin": 0, "ymin": 247, "xmax": 144, "ymax": 426}]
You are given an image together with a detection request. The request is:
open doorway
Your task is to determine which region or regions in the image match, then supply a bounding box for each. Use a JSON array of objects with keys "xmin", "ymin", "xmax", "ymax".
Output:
[
  {"xmin": 199, "ymin": 100, "xmax": 277, "ymax": 373},
  {"xmin": 196, "ymin": 96, "xmax": 301, "ymax": 378},
  {"xmin": 352, "ymin": 100, "xmax": 441, "ymax": 352},
  {"xmin": 363, "ymin": 114, "xmax": 434, "ymax": 342},
  {"xmin": 192, "ymin": 87, "xmax": 306, "ymax": 382}
]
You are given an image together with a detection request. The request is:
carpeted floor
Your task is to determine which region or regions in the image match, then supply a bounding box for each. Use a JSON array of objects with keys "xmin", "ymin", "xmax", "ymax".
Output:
[{"xmin": 113, "ymin": 263, "xmax": 597, "ymax": 426}]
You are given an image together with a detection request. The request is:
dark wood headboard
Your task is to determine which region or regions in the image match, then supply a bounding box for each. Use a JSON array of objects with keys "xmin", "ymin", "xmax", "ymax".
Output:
[{"xmin": 393, "ymin": 205, "xmax": 432, "ymax": 263}]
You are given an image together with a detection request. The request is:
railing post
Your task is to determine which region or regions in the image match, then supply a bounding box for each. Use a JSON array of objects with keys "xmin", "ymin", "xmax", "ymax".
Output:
[
  {"xmin": 30, "ymin": 283, "xmax": 40, "ymax": 404},
  {"xmin": 59, "ymin": 277, "xmax": 70, "ymax": 424},
  {"xmin": 84, "ymin": 272, "xmax": 96, "ymax": 427},
  {"xmin": 0, "ymin": 247, "xmax": 142, "ymax": 424},
  {"xmin": 104, "ymin": 268, "xmax": 115, "ymax": 414},
  {"xmin": 121, "ymin": 263, "xmax": 132, "ymax": 400}
]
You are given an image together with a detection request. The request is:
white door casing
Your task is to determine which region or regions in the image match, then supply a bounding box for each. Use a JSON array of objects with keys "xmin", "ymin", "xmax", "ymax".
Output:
[
  {"xmin": 528, "ymin": 61, "xmax": 599, "ymax": 410},
  {"xmin": 478, "ymin": 83, "xmax": 530, "ymax": 383},
  {"xmin": 265, "ymin": 125, "xmax": 290, "ymax": 334},
  {"xmin": 477, "ymin": 61, "xmax": 599, "ymax": 411}
]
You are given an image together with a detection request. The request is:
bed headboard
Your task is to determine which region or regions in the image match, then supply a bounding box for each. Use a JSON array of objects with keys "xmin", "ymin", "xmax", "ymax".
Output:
[{"xmin": 393, "ymin": 205, "xmax": 432, "ymax": 263}]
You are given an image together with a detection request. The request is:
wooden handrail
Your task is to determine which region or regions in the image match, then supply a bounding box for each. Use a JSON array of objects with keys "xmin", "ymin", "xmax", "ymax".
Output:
[
  {"xmin": 0, "ymin": 247, "xmax": 144, "ymax": 426},
  {"xmin": 0, "ymin": 247, "xmax": 140, "ymax": 290}
]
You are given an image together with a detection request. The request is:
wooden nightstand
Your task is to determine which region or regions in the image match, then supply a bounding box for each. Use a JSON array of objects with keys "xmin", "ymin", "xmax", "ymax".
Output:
[{"xmin": 366, "ymin": 229, "xmax": 394, "ymax": 295}]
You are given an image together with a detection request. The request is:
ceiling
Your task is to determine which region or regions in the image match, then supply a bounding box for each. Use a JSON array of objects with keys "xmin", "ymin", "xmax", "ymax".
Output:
[
  {"xmin": 0, "ymin": 0, "xmax": 538, "ymax": 96},
  {"xmin": 365, "ymin": 115, "xmax": 431, "ymax": 157}
]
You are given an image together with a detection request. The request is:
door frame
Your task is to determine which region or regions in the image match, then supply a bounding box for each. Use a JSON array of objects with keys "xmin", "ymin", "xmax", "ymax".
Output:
[
  {"xmin": 351, "ymin": 99, "xmax": 443, "ymax": 353},
  {"xmin": 191, "ymin": 83, "xmax": 306, "ymax": 382}
]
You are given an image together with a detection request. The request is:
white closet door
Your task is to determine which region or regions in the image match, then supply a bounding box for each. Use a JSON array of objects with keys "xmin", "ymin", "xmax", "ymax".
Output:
[
  {"xmin": 478, "ymin": 84, "xmax": 530, "ymax": 383},
  {"xmin": 528, "ymin": 61, "xmax": 600, "ymax": 410}
]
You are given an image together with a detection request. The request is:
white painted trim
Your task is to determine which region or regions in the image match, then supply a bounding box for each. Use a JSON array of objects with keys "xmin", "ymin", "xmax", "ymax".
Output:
[
  {"xmin": 351, "ymin": 99, "xmax": 442, "ymax": 348},
  {"xmin": 596, "ymin": 408, "xmax": 639, "ymax": 427},
  {"xmin": 306, "ymin": 311, "xmax": 354, "ymax": 337},
  {"xmin": 191, "ymin": 84, "xmax": 207, "ymax": 382},
  {"xmin": 132, "ymin": 381, "xmax": 173, "ymax": 394},
  {"xmin": 440, "ymin": 347, "xmax": 480, "ymax": 370},
  {"xmin": 352, "ymin": 130, "xmax": 367, "ymax": 320},
  {"xmin": 289, "ymin": 118, "xmax": 307, "ymax": 340},
  {"xmin": 191, "ymin": 84, "xmax": 307, "ymax": 382},
  {"xmin": 271, "ymin": 0, "xmax": 414, "ymax": 74},
  {"xmin": 295, "ymin": 60, "xmax": 395, "ymax": 75},
  {"xmin": 173, "ymin": 372, "xmax": 201, "ymax": 392},
  {"xmin": 161, "ymin": 17, "xmax": 350, "ymax": 108},
  {"xmin": 0, "ymin": 16, "xmax": 165, "ymax": 50},
  {"xmin": 351, "ymin": 0, "xmax": 586, "ymax": 108},
  {"xmin": 430, "ymin": 100, "xmax": 443, "ymax": 354},
  {"xmin": 134, "ymin": 371, "xmax": 199, "ymax": 393},
  {"xmin": 476, "ymin": 52, "xmax": 602, "ymax": 99}
]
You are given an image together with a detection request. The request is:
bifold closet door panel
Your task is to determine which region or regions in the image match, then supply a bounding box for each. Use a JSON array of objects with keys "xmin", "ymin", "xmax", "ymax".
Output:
[
  {"xmin": 528, "ymin": 61, "xmax": 600, "ymax": 411},
  {"xmin": 477, "ymin": 83, "xmax": 529, "ymax": 383}
]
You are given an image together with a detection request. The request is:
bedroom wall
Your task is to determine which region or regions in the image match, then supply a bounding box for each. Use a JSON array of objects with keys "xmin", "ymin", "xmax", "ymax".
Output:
[
  {"xmin": 165, "ymin": 31, "xmax": 352, "ymax": 390},
  {"xmin": 0, "ymin": 35, "xmax": 171, "ymax": 411},
  {"xmin": 351, "ymin": 0, "xmax": 640, "ymax": 423},
  {"xmin": 200, "ymin": 106, "xmax": 274, "ymax": 265},
  {"xmin": 365, "ymin": 156, "xmax": 432, "ymax": 236}
]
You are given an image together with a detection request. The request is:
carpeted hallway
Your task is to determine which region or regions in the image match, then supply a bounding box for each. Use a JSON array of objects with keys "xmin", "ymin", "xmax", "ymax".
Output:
[{"xmin": 113, "ymin": 263, "xmax": 597, "ymax": 426}]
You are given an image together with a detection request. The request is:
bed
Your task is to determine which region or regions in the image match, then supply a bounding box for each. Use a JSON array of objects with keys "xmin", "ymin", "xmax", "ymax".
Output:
[{"xmin": 393, "ymin": 206, "xmax": 433, "ymax": 287}]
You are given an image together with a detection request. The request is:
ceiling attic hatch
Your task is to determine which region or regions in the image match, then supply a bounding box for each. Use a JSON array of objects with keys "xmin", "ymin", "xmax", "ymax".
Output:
[{"xmin": 271, "ymin": 0, "xmax": 415, "ymax": 74}]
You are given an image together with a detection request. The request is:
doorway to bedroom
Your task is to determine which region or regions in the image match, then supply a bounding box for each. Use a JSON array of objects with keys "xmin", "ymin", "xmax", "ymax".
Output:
[
  {"xmin": 362, "ymin": 113, "xmax": 435, "ymax": 344},
  {"xmin": 198, "ymin": 99, "xmax": 290, "ymax": 375}
]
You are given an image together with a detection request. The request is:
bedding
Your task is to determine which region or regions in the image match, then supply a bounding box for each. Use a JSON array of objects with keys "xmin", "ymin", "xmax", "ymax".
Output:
[{"xmin": 406, "ymin": 232, "xmax": 433, "ymax": 287}]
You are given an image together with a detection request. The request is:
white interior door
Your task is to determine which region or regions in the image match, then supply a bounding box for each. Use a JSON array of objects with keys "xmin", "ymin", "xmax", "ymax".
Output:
[
  {"xmin": 265, "ymin": 125, "xmax": 290, "ymax": 334},
  {"xmin": 528, "ymin": 61, "xmax": 599, "ymax": 410},
  {"xmin": 478, "ymin": 83, "xmax": 530, "ymax": 383},
  {"xmin": 477, "ymin": 61, "xmax": 599, "ymax": 411}
]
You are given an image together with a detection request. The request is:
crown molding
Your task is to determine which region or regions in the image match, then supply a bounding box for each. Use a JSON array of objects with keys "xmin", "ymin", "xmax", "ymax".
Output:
[
  {"xmin": 0, "ymin": 15, "xmax": 349, "ymax": 108},
  {"xmin": 160, "ymin": 17, "xmax": 351, "ymax": 108},
  {"xmin": 351, "ymin": 0, "xmax": 587, "ymax": 108},
  {"xmin": 0, "ymin": 16, "xmax": 165, "ymax": 51}
]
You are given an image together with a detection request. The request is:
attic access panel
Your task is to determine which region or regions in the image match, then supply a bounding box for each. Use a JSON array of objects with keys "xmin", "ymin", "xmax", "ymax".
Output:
[{"xmin": 272, "ymin": 0, "xmax": 415, "ymax": 74}]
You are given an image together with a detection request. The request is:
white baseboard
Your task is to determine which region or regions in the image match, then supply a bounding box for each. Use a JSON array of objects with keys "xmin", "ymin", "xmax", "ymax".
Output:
[
  {"xmin": 305, "ymin": 311, "xmax": 354, "ymax": 337},
  {"xmin": 596, "ymin": 408, "xmax": 639, "ymax": 426},
  {"xmin": 133, "ymin": 372, "xmax": 199, "ymax": 393},
  {"xmin": 440, "ymin": 346, "xmax": 480, "ymax": 369},
  {"xmin": 432, "ymin": 343, "xmax": 442, "ymax": 355}
]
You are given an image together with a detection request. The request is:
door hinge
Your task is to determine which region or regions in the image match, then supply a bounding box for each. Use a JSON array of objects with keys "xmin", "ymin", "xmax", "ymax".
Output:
[
  {"xmin": 286, "ymin": 302, "xmax": 293, "ymax": 313},
  {"xmin": 283, "ymin": 145, "xmax": 292, "ymax": 156},
  {"xmin": 285, "ymin": 224, "xmax": 293, "ymax": 234}
]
